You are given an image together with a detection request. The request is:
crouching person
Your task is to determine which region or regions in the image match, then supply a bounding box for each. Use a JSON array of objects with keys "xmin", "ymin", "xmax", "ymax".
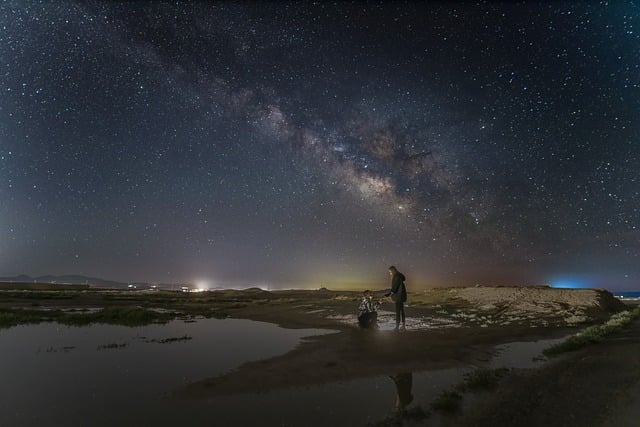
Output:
[{"xmin": 357, "ymin": 290, "xmax": 379, "ymax": 329}]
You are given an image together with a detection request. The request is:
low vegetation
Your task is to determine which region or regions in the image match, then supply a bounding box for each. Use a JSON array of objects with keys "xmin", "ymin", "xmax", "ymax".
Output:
[
  {"xmin": 543, "ymin": 307, "xmax": 640, "ymax": 356},
  {"xmin": 148, "ymin": 335, "xmax": 192, "ymax": 344},
  {"xmin": 0, "ymin": 290, "xmax": 78, "ymax": 300},
  {"xmin": 0, "ymin": 288, "xmax": 239, "ymax": 329},
  {"xmin": 97, "ymin": 342, "xmax": 128, "ymax": 350},
  {"xmin": 61, "ymin": 306, "xmax": 173, "ymax": 326},
  {"xmin": 44, "ymin": 346, "xmax": 75, "ymax": 353},
  {"xmin": 372, "ymin": 367, "xmax": 509, "ymax": 425},
  {"xmin": 401, "ymin": 310, "xmax": 640, "ymax": 426},
  {"xmin": 0, "ymin": 305, "xmax": 226, "ymax": 329},
  {"xmin": 462, "ymin": 367, "xmax": 509, "ymax": 391}
]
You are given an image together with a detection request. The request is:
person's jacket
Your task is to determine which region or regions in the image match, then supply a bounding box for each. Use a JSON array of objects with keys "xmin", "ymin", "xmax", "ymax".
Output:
[
  {"xmin": 357, "ymin": 296, "xmax": 378, "ymax": 317},
  {"xmin": 389, "ymin": 272, "xmax": 407, "ymax": 303}
]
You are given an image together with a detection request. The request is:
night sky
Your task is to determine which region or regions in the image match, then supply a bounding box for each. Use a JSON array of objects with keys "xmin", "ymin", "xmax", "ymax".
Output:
[{"xmin": 1, "ymin": 1, "xmax": 639, "ymax": 290}]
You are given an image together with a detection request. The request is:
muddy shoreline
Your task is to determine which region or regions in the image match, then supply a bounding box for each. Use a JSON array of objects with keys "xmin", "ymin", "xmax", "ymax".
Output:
[
  {"xmin": 1, "ymin": 285, "xmax": 634, "ymax": 426},
  {"xmin": 179, "ymin": 325, "xmax": 574, "ymax": 399},
  {"xmin": 450, "ymin": 316, "xmax": 640, "ymax": 427}
]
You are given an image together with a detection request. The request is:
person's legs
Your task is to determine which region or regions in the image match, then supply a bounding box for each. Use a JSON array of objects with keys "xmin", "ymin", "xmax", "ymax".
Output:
[
  {"xmin": 359, "ymin": 312, "xmax": 377, "ymax": 329},
  {"xmin": 399, "ymin": 302, "xmax": 406, "ymax": 326},
  {"xmin": 395, "ymin": 302, "xmax": 402, "ymax": 329},
  {"xmin": 358, "ymin": 313, "xmax": 366, "ymax": 328}
]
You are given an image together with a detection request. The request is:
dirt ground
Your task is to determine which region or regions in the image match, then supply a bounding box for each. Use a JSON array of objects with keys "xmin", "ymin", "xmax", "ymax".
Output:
[
  {"xmin": 174, "ymin": 286, "xmax": 624, "ymax": 399},
  {"xmin": 179, "ymin": 324, "xmax": 566, "ymax": 398},
  {"xmin": 450, "ymin": 314, "xmax": 640, "ymax": 427},
  {"xmin": 170, "ymin": 287, "xmax": 640, "ymax": 427},
  {"xmin": 2, "ymin": 284, "xmax": 637, "ymax": 426}
]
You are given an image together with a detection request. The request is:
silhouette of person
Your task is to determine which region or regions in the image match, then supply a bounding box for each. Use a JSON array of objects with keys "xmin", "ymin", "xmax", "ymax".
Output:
[
  {"xmin": 385, "ymin": 266, "xmax": 407, "ymax": 330},
  {"xmin": 390, "ymin": 373, "xmax": 413, "ymax": 412}
]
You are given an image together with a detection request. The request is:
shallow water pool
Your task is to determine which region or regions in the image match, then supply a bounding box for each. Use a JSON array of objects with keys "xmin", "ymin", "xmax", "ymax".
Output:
[
  {"xmin": 0, "ymin": 318, "xmax": 332, "ymax": 426},
  {"xmin": 0, "ymin": 319, "xmax": 566, "ymax": 426}
]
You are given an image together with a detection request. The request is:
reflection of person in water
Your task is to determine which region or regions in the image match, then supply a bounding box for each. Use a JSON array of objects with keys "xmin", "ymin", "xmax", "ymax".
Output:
[
  {"xmin": 357, "ymin": 290, "xmax": 379, "ymax": 329},
  {"xmin": 390, "ymin": 373, "xmax": 413, "ymax": 412}
]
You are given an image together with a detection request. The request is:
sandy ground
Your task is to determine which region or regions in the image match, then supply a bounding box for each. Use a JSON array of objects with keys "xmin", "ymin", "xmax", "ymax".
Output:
[
  {"xmin": 2, "ymin": 285, "xmax": 636, "ymax": 426},
  {"xmin": 177, "ymin": 286, "xmax": 624, "ymax": 399}
]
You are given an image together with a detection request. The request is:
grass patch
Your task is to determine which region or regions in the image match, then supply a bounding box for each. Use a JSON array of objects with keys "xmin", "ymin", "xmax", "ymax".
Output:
[
  {"xmin": 0, "ymin": 306, "xmax": 173, "ymax": 329},
  {"xmin": 0, "ymin": 300, "xmax": 228, "ymax": 329},
  {"xmin": 462, "ymin": 368, "xmax": 509, "ymax": 391},
  {"xmin": 543, "ymin": 307, "xmax": 640, "ymax": 356},
  {"xmin": 44, "ymin": 346, "xmax": 75, "ymax": 353},
  {"xmin": 170, "ymin": 305, "xmax": 228, "ymax": 319},
  {"xmin": 148, "ymin": 335, "xmax": 192, "ymax": 344},
  {"xmin": 1, "ymin": 291, "xmax": 77, "ymax": 300},
  {"xmin": 59, "ymin": 306, "xmax": 173, "ymax": 327},
  {"xmin": 97, "ymin": 342, "xmax": 128, "ymax": 350},
  {"xmin": 0, "ymin": 307, "xmax": 58, "ymax": 329}
]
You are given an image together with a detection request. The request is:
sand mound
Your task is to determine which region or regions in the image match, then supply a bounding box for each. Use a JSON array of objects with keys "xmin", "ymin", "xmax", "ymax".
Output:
[{"xmin": 443, "ymin": 286, "xmax": 625, "ymax": 325}]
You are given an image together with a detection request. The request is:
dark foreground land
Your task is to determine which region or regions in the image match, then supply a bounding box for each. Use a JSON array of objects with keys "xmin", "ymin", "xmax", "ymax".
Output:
[
  {"xmin": 1, "ymin": 284, "xmax": 639, "ymax": 426},
  {"xmin": 452, "ymin": 313, "xmax": 640, "ymax": 427}
]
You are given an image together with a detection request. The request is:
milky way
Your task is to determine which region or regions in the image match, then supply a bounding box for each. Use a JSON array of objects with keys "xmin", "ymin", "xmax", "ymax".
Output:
[{"xmin": 1, "ymin": 1, "xmax": 639, "ymax": 290}]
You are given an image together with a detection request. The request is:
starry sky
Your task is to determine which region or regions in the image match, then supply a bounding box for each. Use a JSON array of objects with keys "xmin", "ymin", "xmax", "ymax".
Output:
[{"xmin": 1, "ymin": 1, "xmax": 639, "ymax": 290}]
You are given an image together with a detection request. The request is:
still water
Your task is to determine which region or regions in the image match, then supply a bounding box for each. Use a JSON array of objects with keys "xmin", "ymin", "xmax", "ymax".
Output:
[{"xmin": 0, "ymin": 318, "xmax": 563, "ymax": 426}]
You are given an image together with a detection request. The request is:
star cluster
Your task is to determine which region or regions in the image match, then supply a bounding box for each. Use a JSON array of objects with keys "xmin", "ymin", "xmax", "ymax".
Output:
[{"xmin": 1, "ymin": 1, "xmax": 639, "ymax": 290}]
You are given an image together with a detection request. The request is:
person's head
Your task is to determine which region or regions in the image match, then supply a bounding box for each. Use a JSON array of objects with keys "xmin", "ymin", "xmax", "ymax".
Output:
[
  {"xmin": 363, "ymin": 289, "xmax": 372, "ymax": 298},
  {"xmin": 388, "ymin": 266, "xmax": 397, "ymax": 276}
]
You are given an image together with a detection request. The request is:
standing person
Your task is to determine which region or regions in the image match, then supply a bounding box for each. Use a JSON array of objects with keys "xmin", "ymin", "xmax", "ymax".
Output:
[{"xmin": 385, "ymin": 266, "xmax": 407, "ymax": 331}]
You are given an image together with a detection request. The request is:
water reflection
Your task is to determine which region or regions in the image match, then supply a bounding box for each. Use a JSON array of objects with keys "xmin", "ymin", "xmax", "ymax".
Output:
[
  {"xmin": 0, "ymin": 318, "xmax": 332, "ymax": 427},
  {"xmin": 390, "ymin": 372, "xmax": 414, "ymax": 413},
  {"xmin": 489, "ymin": 337, "xmax": 566, "ymax": 369},
  {"xmin": 0, "ymin": 319, "xmax": 569, "ymax": 426}
]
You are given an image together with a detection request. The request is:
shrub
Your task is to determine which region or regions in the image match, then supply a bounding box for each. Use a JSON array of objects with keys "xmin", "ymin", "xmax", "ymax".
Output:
[{"xmin": 543, "ymin": 307, "xmax": 640, "ymax": 356}]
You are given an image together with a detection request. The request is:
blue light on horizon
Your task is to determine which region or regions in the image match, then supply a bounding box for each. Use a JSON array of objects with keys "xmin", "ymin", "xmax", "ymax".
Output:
[{"xmin": 550, "ymin": 279, "xmax": 589, "ymax": 289}]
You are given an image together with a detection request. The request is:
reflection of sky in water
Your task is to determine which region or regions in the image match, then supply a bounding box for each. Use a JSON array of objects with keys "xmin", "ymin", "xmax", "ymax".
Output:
[
  {"xmin": 489, "ymin": 337, "xmax": 567, "ymax": 369},
  {"xmin": 0, "ymin": 319, "xmax": 332, "ymax": 426},
  {"xmin": 0, "ymin": 320, "xmax": 566, "ymax": 426},
  {"xmin": 200, "ymin": 369, "xmax": 465, "ymax": 426}
]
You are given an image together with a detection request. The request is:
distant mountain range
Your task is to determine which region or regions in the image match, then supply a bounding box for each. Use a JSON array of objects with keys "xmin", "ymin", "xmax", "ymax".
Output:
[
  {"xmin": 0, "ymin": 274, "xmax": 251, "ymax": 290},
  {"xmin": 0, "ymin": 274, "xmax": 134, "ymax": 288}
]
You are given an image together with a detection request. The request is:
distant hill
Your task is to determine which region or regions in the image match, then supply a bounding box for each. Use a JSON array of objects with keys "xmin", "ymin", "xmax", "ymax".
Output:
[
  {"xmin": 0, "ymin": 275, "xmax": 252, "ymax": 291},
  {"xmin": 0, "ymin": 274, "xmax": 129, "ymax": 288}
]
